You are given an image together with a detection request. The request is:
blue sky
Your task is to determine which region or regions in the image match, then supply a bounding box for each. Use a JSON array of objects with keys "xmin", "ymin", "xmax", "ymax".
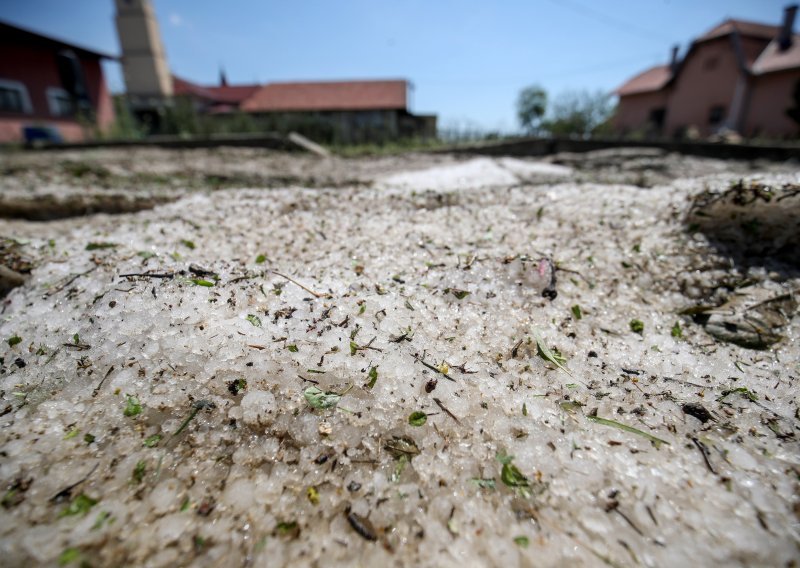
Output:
[{"xmin": 0, "ymin": 0, "xmax": 790, "ymax": 132}]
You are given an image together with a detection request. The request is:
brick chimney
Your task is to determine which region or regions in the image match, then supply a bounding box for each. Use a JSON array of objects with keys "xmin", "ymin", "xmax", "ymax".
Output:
[
  {"xmin": 779, "ymin": 4, "xmax": 798, "ymax": 51},
  {"xmin": 670, "ymin": 45, "xmax": 680, "ymax": 73}
]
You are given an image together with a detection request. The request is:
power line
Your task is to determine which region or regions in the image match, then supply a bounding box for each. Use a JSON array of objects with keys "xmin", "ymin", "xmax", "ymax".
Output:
[
  {"xmin": 546, "ymin": 0, "xmax": 674, "ymax": 44},
  {"xmin": 415, "ymin": 53, "xmax": 662, "ymax": 86}
]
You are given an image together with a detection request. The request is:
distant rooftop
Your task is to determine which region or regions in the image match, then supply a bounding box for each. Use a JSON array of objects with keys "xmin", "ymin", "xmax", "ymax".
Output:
[
  {"xmin": 614, "ymin": 65, "xmax": 671, "ymax": 96},
  {"xmin": 241, "ymin": 80, "xmax": 408, "ymax": 113},
  {"xmin": 696, "ymin": 18, "xmax": 781, "ymax": 43}
]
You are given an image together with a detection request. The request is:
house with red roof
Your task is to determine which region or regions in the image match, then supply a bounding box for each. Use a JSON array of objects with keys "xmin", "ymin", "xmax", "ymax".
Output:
[
  {"xmin": 614, "ymin": 5, "xmax": 800, "ymax": 139},
  {"xmin": 172, "ymin": 75, "xmax": 436, "ymax": 143},
  {"xmin": 0, "ymin": 21, "xmax": 115, "ymax": 143}
]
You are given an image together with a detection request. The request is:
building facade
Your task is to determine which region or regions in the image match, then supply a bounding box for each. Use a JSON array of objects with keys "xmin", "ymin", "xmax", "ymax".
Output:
[
  {"xmin": 0, "ymin": 21, "xmax": 115, "ymax": 143},
  {"xmin": 614, "ymin": 5, "xmax": 800, "ymax": 139},
  {"xmin": 172, "ymin": 76, "xmax": 437, "ymax": 143}
]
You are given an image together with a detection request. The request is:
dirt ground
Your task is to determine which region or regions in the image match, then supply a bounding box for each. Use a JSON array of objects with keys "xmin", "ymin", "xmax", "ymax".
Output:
[{"xmin": 0, "ymin": 146, "xmax": 798, "ymax": 567}]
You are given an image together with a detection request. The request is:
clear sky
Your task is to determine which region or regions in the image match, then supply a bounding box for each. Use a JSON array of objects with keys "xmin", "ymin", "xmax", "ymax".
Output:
[{"xmin": 0, "ymin": 0, "xmax": 791, "ymax": 132}]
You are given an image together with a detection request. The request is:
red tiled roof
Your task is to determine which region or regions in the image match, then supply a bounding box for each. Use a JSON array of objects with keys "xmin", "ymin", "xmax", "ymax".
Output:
[
  {"xmin": 615, "ymin": 65, "xmax": 672, "ymax": 96},
  {"xmin": 206, "ymin": 84, "xmax": 261, "ymax": 104},
  {"xmin": 172, "ymin": 76, "xmax": 260, "ymax": 104},
  {"xmin": 172, "ymin": 76, "xmax": 218, "ymax": 101},
  {"xmin": 241, "ymin": 80, "xmax": 407, "ymax": 112},
  {"xmin": 697, "ymin": 19, "xmax": 780, "ymax": 42},
  {"xmin": 752, "ymin": 35, "xmax": 800, "ymax": 74}
]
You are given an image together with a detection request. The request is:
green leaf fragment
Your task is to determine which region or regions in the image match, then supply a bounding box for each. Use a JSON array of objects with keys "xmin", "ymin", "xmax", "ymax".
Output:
[
  {"xmin": 349, "ymin": 341, "xmax": 358, "ymax": 355},
  {"xmin": 559, "ymin": 400, "xmax": 584, "ymax": 413},
  {"xmin": 180, "ymin": 239, "xmax": 196, "ymax": 249},
  {"xmin": 514, "ymin": 536, "xmax": 530, "ymax": 548},
  {"xmin": 470, "ymin": 478, "xmax": 496, "ymax": 490},
  {"xmin": 571, "ymin": 305, "xmax": 582, "ymax": 320},
  {"xmin": 391, "ymin": 454, "xmax": 409, "ymax": 483},
  {"xmin": 7, "ymin": 334, "xmax": 21, "ymax": 347},
  {"xmin": 522, "ymin": 402, "xmax": 528, "ymax": 416},
  {"xmin": 83, "ymin": 433, "xmax": 95, "ymax": 444},
  {"xmin": 137, "ymin": 250, "xmax": 157, "ymax": 259},
  {"xmin": 275, "ymin": 521, "xmax": 299, "ymax": 537},
  {"xmin": 190, "ymin": 278, "xmax": 214, "ymax": 287},
  {"xmin": 718, "ymin": 387, "xmax": 758, "ymax": 402},
  {"xmin": 287, "ymin": 344, "xmax": 298, "ymax": 353},
  {"xmin": 366, "ymin": 366, "xmax": 378, "ymax": 389},
  {"xmin": 132, "ymin": 461, "xmax": 146, "ymax": 484},
  {"xmin": 91, "ymin": 511, "xmax": 111, "ymax": 530},
  {"xmin": 408, "ymin": 411, "xmax": 427, "ymax": 426},
  {"xmin": 59, "ymin": 493, "xmax": 97, "ymax": 517},
  {"xmin": 255, "ymin": 254, "xmax": 266, "ymax": 264},
  {"xmin": 58, "ymin": 548, "xmax": 80, "ymax": 566},
  {"xmin": 63, "ymin": 428, "xmax": 79, "ymax": 440},
  {"xmin": 629, "ymin": 319, "xmax": 644, "ymax": 334},
  {"xmin": 85, "ymin": 242, "xmax": 116, "ymax": 251},
  {"xmin": 671, "ymin": 321, "xmax": 682, "ymax": 338},
  {"xmin": 143, "ymin": 434, "xmax": 162, "ymax": 447},
  {"xmin": 532, "ymin": 327, "xmax": 572, "ymax": 377},
  {"xmin": 123, "ymin": 395, "xmax": 142, "ymax": 417},
  {"xmin": 303, "ymin": 386, "xmax": 342, "ymax": 409},
  {"xmin": 501, "ymin": 461, "xmax": 530, "ymax": 489},
  {"xmin": 448, "ymin": 288, "xmax": 470, "ymax": 300},
  {"xmin": 246, "ymin": 314, "xmax": 262, "ymax": 327},
  {"xmin": 586, "ymin": 414, "xmax": 670, "ymax": 448}
]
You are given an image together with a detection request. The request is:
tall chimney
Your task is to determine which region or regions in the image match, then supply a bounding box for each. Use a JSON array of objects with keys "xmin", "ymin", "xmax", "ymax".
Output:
[
  {"xmin": 779, "ymin": 4, "xmax": 798, "ymax": 51},
  {"xmin": 115, "ymin": 0, "xmax": 173, "ymax": 99},
  {"xmin": 670, "ymin": 45, "xmax": 680, "ymax": 73}
]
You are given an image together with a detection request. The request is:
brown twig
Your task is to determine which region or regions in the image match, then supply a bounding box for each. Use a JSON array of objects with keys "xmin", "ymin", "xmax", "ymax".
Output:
[
  {"xmin": 119, "ymin": 272, "xmax": 174, "ymax": 279},
  {"xmin": 691, "ymin": 437, "xmax": 717, "ymax": 474},
  {"xmin": 272, "ymin": 270, "xmax": 330, "ymax": 298},
  {"xmin": 413, "ymin": 354, "xmax": 455, "ymax": 382},
  {"xmin": 46, "ymin": 266, "xmax": 98, "ymax": 297},
  {"xmin": 433, "ymin": 397, "xmax": 461, "ymax": 424}
]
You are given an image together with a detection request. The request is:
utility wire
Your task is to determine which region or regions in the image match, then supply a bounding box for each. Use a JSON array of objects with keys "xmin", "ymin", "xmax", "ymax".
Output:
[
  {"xmin": 417, "ymin": 53, "xmax": 662, "ymax": 86},
  {"xmin": 546, "ymin": 0, "xmax": 674, "ymax": 43}
]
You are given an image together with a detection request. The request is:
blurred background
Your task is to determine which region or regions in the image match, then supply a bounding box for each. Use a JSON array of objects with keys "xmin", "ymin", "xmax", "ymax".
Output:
[{"xmin": 0, "ymin": 0, "xmax": 796, "ymax": 146}]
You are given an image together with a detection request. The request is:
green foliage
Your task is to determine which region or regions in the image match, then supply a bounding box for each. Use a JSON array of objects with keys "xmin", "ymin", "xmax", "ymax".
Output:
[
  {"xmin": 106, "ymin": 95, "xmax": 146, "ymax": 140},
  {"xmin": 541, "ymin": 89, "xmax": 616, "ymax": 138},
  {"xmin": 517, "ymin": 85, "xmax": 548, "ymax": 133}
]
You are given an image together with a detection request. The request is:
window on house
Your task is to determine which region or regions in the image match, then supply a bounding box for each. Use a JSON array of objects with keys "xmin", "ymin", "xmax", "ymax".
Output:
[
  {"xmin": 0, "ymin": 80, "xmax": 33, "ymax": 114},
  {"xmin": 708, "ymin": 105, "xmax": 726, "ymax": 126},
  {"xmin": 46, "ymin": 87, "xmax": 74, "ymax": 117},
  {"xmin": 648, "ymin": 107, "xmax": 666, "ymax": 129}
]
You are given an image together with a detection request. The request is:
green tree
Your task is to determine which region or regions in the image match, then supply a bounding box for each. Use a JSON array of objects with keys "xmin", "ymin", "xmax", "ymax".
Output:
[
  {"xmin": 541, "ymin": 89, "xmax": 615, "ymax": 138},
  {"xmin": 516, "ymin": 85, "xmax": 548, "ymax": 134}
]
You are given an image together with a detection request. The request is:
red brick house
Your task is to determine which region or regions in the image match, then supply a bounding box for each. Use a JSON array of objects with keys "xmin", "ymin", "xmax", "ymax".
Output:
[
  {"xmin": 0, "ymin": 21, "xmax": 115, "ymax": 143},
  {"xmin": 614, "ymin": 5, "xmax": 800, "ymax": 139}
]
